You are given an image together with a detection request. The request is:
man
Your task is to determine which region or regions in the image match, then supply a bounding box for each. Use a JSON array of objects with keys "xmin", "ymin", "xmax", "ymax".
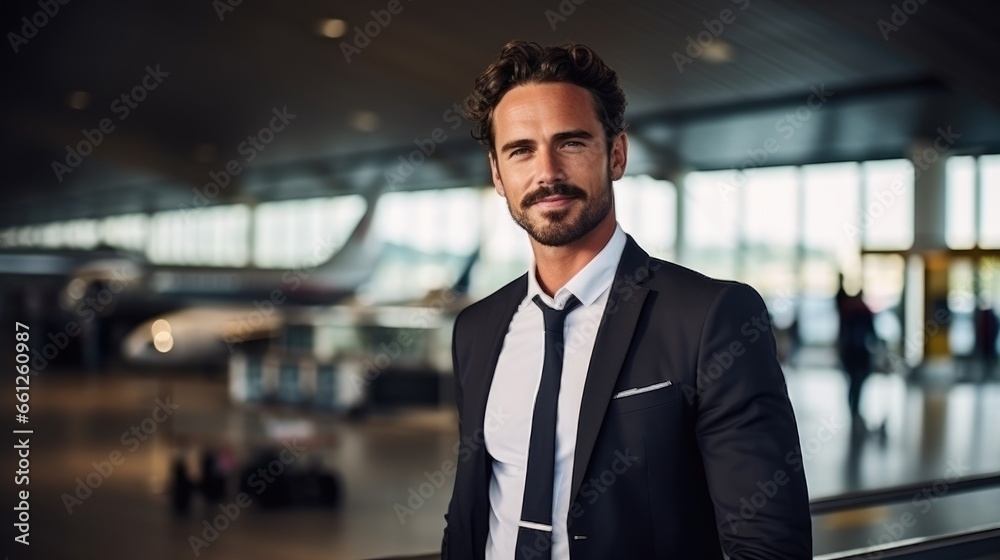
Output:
[{"xmin": 443, "ymin": 40, "xmax": 811, "ymax": 560}]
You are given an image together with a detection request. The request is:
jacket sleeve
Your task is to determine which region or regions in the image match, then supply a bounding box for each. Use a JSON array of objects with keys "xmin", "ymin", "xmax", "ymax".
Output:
[{"xmin": 694, "ymin": 283, "xmax": 813, "ymax": 559}]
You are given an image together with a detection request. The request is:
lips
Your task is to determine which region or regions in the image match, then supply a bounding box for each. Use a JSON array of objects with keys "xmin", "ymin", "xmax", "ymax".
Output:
[
  {"xmin": 521, "ymin": 183, "xmax": 586, "ymax": 209},
  {"xmin": 533, "ymin": 194, "xmax": 577, "ymax": 209}
]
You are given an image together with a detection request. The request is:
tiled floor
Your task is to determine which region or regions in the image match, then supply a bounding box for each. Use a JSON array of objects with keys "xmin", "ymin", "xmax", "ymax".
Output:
[{"xmin": 17, "ymin": 365, "xmax": 1000, "ymax": 560}]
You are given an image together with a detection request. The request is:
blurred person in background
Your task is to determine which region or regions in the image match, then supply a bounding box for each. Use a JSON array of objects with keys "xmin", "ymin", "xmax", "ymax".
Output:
[
  {"xmin": 443, "ymin": 40, "xmax": 811, "ymax": 560},
  {"xmin": 835, "ymin": 277, "xmax": 878, "ymax": 437},
  {"xmin": 974, "ymin": 298, "xmax": 999, "ymax": 380}
]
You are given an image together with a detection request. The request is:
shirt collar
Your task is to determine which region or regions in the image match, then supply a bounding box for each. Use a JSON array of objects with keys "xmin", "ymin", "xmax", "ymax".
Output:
[{"xmin": 526, "ymin": 222, "xmax": 627, "ymax": 309}]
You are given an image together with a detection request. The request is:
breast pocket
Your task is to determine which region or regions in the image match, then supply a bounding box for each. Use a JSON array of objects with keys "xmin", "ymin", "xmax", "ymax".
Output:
[{"xmin": 606, "ymin": 380, "xmax": 681, "ymax": 416}]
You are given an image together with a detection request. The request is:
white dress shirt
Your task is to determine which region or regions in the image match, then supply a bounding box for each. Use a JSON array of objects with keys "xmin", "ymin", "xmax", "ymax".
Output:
[{"xmin": 484, "ymin": 223, "xmax": 627, "ymax": 560}]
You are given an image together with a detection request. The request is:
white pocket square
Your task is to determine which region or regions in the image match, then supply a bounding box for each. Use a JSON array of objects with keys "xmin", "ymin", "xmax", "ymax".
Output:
[{"xmin": 612, "ymin": 380, "xmax": 672, "ymax": 399}]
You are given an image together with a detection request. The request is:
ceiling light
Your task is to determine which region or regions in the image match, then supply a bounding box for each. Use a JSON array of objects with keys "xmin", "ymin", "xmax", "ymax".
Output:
[
  {"xmin": 351, "ymin": 110, "xmax": 379, "ymax": 132},
  {"xmin": 702, "ymin": 41, "xmax": 733, "ymax": 64},
  {"xmin": 319, "ymin": 18, "xmax": 347, "ymax": 39},
  {"xmin": 68, "ymin": 91, "xmax": 90, "ymax": 110},
  {"xmin": 153, "ymin": 331, "xmax": 174, "ymax": 353},
  {"xmin": 151, "ymin": 319, "xmax": 171, "ymax": 336}
]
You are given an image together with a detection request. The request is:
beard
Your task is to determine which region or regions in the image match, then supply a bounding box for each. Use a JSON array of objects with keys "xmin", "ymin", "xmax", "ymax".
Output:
[{"xmin": 506, "ymin": 169, "xmax": 613, "ymax": 247}]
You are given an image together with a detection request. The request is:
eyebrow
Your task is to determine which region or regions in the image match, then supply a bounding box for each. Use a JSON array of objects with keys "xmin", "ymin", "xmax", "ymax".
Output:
[{"xmin": 498, "ymin": 129, "xmax": 596, "ymax": 154}]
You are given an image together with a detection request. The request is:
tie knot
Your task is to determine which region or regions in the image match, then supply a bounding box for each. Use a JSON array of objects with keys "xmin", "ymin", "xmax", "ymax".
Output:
[{"xmin": 532, "ymin": 294, "xmax": 581, "ymax": 332}]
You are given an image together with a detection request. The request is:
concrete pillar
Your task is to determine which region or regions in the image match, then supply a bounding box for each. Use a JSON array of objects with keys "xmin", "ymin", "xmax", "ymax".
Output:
[
  {"xmin": 910, "ymin": 139, "xmax": 949, "ymax": 251},
  {"xmin": 909, "ymin": 138, "xmax": 951, "ymax": 359}
]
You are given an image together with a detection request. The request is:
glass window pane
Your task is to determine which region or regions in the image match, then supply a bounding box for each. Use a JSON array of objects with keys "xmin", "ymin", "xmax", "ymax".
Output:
[
  {"xmin": 100, "ymin": 213, "xmax": 149, "ymax": 252},
  {"xmin": 680, "ymin": 170, "xmax": 741, "ymax": 279},
  {"xmin": 148, "ymin": 205, "xmax": 249, "ymax": 266},
  {"xmin": 472, "ymin": 189, "xmax": 532, "ymax": 297},
  {"xmin": 365, "ymin": 188, "xmax": 482, "ymax": 301},
  {"xmin": 683, "ymin": 170, "xmax": 739, "ymax": 250},
  {"xmin": 252, "ymin": 195, "xmax": 367, "ymax": 268},
  {"xmin": 981, "ymin": 155, "xmax": 1000, "ymax": 248},
  {"xmin": 946, "ymin": 156, "xmax": 976, "ymax": 249},
  {"xmin": 743, "ymin": 166, "xmax": 798, "ymax": 248},
  {"xmin": 802, "ymin": 162, "xmax": 862, "ymax": 292},
  {"xmin": 614, "ymin": 175, "xmax": 676, "ymax": 259},
  {"xmin": 862, "ymin": 159, "xmax": 914, "ymax": 250}
]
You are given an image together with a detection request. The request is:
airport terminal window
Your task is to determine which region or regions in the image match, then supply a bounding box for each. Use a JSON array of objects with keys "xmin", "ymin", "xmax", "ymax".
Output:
[
  {"xmin": 861, "ymin": 159, "xmax": 914, "ymax": 250},
  {"xmin": 981, "ymin": 154, "xmax": 1000, "ymax": 248},
  {"xmin": 801, "ymin": 162, "xmax": 863, "ymax": 344},
  {"xmin": 39, "ymin": 219, "xmax": 100, "ymax": 249},
  {"xmin": 614, "ymin": 175, "xmax": 677, "ymax": 260},
  {"xmin": 100, "ymin": 213, "xmax": 149, "ymax": 253},
  {"xmin": 373, "ymin": 188, "xmax": 481, "ymax": 256},
  {"xmin": 943, "ymin": 153, "xmax": 1000, "ymax": 249},
  {"xmin": 862, "ymin": 253, "xmax": 906, "ymax": 343},
  {"xmin": 948, "ymin": 259, "xmax": 977, "ymax": 356},
  {"xmin": 147, "ymin": 204, "xmax": 250, "ymax": 266},
  {"xmin": 253, "ymin": 195, "xmax": 366, "ymax": 269},
  {"xmin": 946, "ymin": 156, "xmax": 977, "ymax": 250},
  {"xmin": 743, "ymin": 166, "xmax": 798, "ymax": 249},
  {"xmin": 741, "ymin": 166, "xmax": 799, "ymax": 304},
  {"xmin": 681, "ymin": 169, "xmax": 740, "ymax": 279},
  {"xmin": 363, "ymin": 188, "xmax": 482, "ymax": 301},
  {"xmin": 470, "ymin": 188, "xmax": 533, "ymax": 297},
  {"xmin": 802, "ymin": 162, "xmax": 863, "ymax": 284}
]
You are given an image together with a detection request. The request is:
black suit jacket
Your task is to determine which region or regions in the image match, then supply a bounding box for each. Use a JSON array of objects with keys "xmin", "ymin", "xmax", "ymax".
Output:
[{"xmin": 443, "ymin": 236, "xmax": 812, "ymax": 559}]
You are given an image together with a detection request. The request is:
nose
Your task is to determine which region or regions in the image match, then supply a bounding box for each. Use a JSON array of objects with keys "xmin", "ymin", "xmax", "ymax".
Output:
[{"xmin": 535, "ymin": 147, "xmax": 565, "ymax": 187}]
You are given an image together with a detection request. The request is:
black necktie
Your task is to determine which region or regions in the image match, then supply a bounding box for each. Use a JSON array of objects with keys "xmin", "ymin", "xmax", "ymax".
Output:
[{"xmin": 515, "ymin": 294, "xmax": 582, "ymax": 560}]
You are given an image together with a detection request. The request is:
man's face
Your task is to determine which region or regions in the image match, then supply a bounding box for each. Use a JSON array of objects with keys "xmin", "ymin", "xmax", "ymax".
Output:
[{"xmin": 489, "ymin": 82, "xmax": 627, "ymax": 247}]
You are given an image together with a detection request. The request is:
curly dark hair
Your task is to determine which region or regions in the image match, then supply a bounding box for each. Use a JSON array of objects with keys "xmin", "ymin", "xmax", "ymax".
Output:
[{"xmin": 463, "ymin": 40, "xmax": 627, "ymax": 158}]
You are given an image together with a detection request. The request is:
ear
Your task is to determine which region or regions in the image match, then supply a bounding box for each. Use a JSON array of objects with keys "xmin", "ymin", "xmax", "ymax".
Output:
[
  {"xmin": 610, "ymin": 132, "xmax": 628, "ymax": 181},
  {"xmin": 489, "ymin": 153, "xmax": 506, "ymax": 197}
]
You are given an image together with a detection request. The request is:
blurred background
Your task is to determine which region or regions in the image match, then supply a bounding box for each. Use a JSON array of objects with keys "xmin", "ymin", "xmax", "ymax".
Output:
[{"xmin": 2, "ymin": 0, "xmax": 1000, "ymax": 558}]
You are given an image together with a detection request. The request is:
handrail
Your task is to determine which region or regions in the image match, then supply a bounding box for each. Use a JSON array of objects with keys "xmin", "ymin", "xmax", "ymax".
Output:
[
  {"xmin": 815, "ymin": 523, "xmax": 1000, "ymax": 560},
  {"xmin": 374, "ymin": 525, "xmax": 1000, "ymax": 560},
  {"xmin": 369, "ymin": 474, "xmax": 1000, "ymax": 560},
  {"xmin": 810, "ymin": 471, "xmax": 1000, "ymax": 515},
  {"xmin": 367, "ymin": 555, "xmax": 438, "ymax": 560}
]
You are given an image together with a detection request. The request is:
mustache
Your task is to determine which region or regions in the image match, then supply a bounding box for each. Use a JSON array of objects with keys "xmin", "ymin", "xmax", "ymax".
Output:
[{"xmin": 520, "ymin": 183, "xmax": 587, "ymax": 209}]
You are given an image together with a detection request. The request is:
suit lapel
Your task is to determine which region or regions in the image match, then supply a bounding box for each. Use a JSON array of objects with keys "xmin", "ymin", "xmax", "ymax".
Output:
[
  {"xmin": 466, "ymin": 273, "xmax": 528, "ymax": 452},
  {"xmin": 570, "ymin": 237, "xmax": 651, "ymax": 503},
  {"xmin": 462, "ymin": 275, "xmax": 527, "ymax": 558}
]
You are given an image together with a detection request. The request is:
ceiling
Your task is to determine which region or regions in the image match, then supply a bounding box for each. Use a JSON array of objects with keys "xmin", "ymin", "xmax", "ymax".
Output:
[{"xmin": 2, "ymin": 0, "xmax": 1000, "ymax": 226}]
